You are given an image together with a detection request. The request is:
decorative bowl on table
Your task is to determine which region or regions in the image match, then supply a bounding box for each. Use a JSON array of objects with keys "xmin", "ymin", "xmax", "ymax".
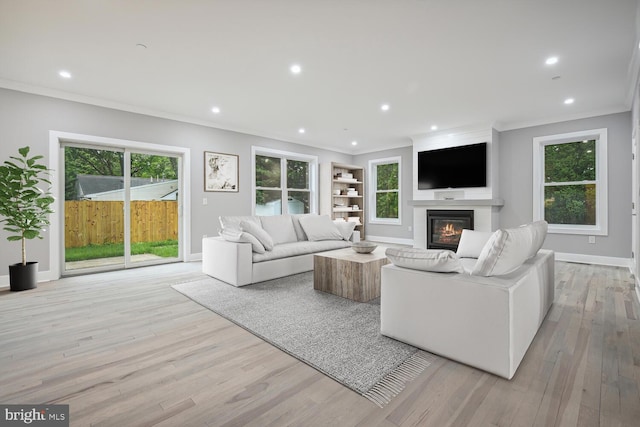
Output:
[{"xmin": 352, "ymin": 241, "xmax": 377, "ymax": 254}]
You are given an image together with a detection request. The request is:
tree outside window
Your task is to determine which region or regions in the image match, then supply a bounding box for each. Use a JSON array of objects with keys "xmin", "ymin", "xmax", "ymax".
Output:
[
  {"xmin": 544, "ymin": 140, "xmax": 596, "ymax": 225},
  {"xmin": 253, "ymin": 148, "xmax": 317, "ymax": 215},
  {"xmin": 287, "ymin": 159, "xmax": 310, "ymax": 214},
  {"xmin": 255, "ymin": 155, "xmax": 282, "ymax": 214},
  {"xmin": 369, "ymin": 157, "xmax": 401, "ymax": 224},
  {"xmin": 533, "ymin": 128, "xmax": 607, "ymax": 235}
]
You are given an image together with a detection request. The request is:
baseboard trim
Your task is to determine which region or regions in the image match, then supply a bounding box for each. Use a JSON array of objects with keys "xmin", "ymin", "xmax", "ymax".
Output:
[
  {"xmin": 366, "ymin": 235, "xmax": 414, "ymax": 246},
  {"xmin": 188, "ymin": 252, "xmax": 202, "ymax": 262},
  {"xmin": 555, "ymin": 252, "xmax": 631, "ymax": 268},
  {"xmin": 0, "ymin": 257, "xmax": 202, "ymax": 288},
  {"xmin": 0, "ymin": 269, "xmax": 54, "ymax": 289}
]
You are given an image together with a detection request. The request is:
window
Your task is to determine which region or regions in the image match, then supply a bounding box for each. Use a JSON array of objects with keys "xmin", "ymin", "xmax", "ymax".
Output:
[
  {"xmin": 533, "ymin": 128, "xmax": 607, "ymax": 235},
  {"xmin": 252, "ymin": 147, "xmax": 317, "ymax": 215},
  {"xmin": 369, "ymin": 157, "xmax": 401, "ymax": 224}
]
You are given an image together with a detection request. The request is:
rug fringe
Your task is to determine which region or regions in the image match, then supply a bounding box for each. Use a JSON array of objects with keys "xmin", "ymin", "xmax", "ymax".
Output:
[{"xmin": 362, "ymin": 351, "xmax": 433, "ymax": 408}]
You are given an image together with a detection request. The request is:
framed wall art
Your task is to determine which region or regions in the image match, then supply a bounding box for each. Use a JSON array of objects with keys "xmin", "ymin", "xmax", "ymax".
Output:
[{"xmin": 204, "ymin": 151, "xmax": 239, "ymax": 192}]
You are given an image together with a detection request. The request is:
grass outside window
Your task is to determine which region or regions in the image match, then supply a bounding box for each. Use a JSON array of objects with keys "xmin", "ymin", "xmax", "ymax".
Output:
[{"xmin": 65, "ymin": 240, "xmax": 178, "ymax": 262}]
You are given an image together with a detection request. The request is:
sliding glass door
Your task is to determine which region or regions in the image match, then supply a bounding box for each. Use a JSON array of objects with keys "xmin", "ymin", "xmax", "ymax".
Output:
[
  {"xmin": 64, "ymin": 145, "xmax": 126, "ymax": 272},
  {"xmin": 128, "ymin": 152, "xmax": 180, "ymax": 266},
  {"xmin": 63, "ymin": 144, "xmax": 182, "ymax": 274}
]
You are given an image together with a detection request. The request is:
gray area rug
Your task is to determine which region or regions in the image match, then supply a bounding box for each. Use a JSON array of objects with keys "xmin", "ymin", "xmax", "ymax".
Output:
[{"xmin": 172, "ymin": 272, "xmax": 434, "ymax": 406}]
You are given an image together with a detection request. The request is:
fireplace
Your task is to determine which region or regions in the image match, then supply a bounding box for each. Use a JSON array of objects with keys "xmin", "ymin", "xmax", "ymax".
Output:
[{"xmin": 426, "ymin": 210, "xmax": 474, "ymax": 250}]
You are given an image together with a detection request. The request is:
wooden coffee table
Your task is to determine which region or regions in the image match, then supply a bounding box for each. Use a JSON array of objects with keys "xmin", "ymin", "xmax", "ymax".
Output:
[{"xmin": 313, "ymin": 246, "xmax": 389, "ymax": 302}]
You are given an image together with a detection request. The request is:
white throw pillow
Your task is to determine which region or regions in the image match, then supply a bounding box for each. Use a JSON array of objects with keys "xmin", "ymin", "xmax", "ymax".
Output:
[
  {"xmin": 219, "ymin": 215, "xmax": 260, "ymax": 232},
  {"xmin": 260, "ymin": 215, "xmax": 298, "ymax": 245},
  {"xmin": 471, "ymin": 226, "xmax": 533, "ymax": 277},
  {"xmin": 521, "ymin": 220, "xmax": 548, "ymax": 259},
  {"xmin": 219, "ymin": 228, "xmax": 266, "ymax": 254},
  {"xmin": 333, "ymin": 220, "xmax": 356, "ymax": 241},
  {"xmin": 385, "ymin": 248, "xmax": 464, "ymax": 273},
  {"xmin": 240, "ymin": 220, "xmax": 274, "ymax": 251},
  {"xmin": 456, "ymin": 230, "xmax": 494, "ymax": 259},
  {"xmin": 298, "ymin": 215, "xmax": 343, "ymax": 241},
  {"xmin": 291, "ymin": 214, "xmax": 312, "ymax": 241}
]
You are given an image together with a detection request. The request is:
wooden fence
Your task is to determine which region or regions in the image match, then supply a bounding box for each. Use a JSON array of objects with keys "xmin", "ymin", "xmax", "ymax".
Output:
[{"xmin": 64, "ymin": 201, "xmax": 178, "ymax": 248}]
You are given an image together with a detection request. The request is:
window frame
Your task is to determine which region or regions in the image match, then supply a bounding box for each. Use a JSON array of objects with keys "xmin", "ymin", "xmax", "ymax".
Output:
[
  {"xmin": 532, "ymin": 128, "xmax": 608, "ymax": 235},
  {"xmin": 368, "ymin": 156, "xmax": 402, "ymax": 225},
  {"xmin": 251, "ymin": 146, "xmax": 318, "ymax": 215}
]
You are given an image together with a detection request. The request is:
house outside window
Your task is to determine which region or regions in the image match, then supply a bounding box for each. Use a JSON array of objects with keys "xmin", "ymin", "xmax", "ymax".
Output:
[
  {"xmin": 369, "ymin": 156, "xmax": 401, "ymax": 225},
  {"xmin": 252, "ymin": 147, "xmax": 317, "ymax": 215},
  {"xmin": 533, "ymin": 128, "xmax": 608, "ymax": 235}
]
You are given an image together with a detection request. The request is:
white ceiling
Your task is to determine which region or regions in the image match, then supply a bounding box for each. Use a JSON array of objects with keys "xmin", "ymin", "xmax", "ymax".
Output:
[{"xmin": 1, "ymin": 0, "xmax": 638, "ymax": 154}]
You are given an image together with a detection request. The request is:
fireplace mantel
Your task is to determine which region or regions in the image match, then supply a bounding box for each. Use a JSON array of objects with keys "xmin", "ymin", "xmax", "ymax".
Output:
[
  {"xmin": 409, "ymin": 198, "xmax": 504, "ymax": 207},
  {"xmin": 412, "ymin": 199, "xmax": 503, "ymax": 248}
]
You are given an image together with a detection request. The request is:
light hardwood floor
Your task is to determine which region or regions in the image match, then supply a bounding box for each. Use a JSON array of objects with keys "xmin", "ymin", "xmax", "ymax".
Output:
[{"xmin": 0, "ymin": 261, "xmax": 639, "ymax": 426}]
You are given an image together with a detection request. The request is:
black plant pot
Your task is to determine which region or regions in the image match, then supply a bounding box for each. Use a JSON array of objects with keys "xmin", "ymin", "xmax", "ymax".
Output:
[{"xmin": 9, "ymin": 262, "xmax": 38, "ymax": 291}]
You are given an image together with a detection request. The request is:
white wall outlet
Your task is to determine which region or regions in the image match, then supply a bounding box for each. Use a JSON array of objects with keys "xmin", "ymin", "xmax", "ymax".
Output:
[
  {"xmin": 203, "ymin": 197, "xmax": 208, "ymax": 205},
  {"xmin": 588, "ymin": 235, "xmax": 596, "ymax": 244}
]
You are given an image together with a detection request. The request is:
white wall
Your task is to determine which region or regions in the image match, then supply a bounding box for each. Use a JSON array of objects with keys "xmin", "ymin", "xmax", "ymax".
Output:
[
  {"xmin": 353, "ymin": 145, "xmax": 413, "ymax": 242},
  {"xmin": 1, "ymin": 88, "xmax": 632, "ymax": 276},
  {"xmin": 499, "ymin": 112, "xmax": 632, "ymax": 259},
  {"xmin": 0, "ymin": 88, "xmax": 352, "ymax": 277},
  {"xmin": 411, "ymin": 124, "xmax": 499, "ymax": 201}
]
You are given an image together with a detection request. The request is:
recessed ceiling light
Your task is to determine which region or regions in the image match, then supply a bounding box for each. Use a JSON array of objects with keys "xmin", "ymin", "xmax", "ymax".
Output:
[
  {"xmin": 381, "ymin": 104, "xmax": 390, "ymax": 111},
  {"xmin": 211, "ymin": 106, "xmax": 221, "ymax": 114},
  {"xmin": 298, "ymin": 128, "xmax": 305, "ymax": 134},
  {"xmin": 564, "ymin": 98, "xmax": 575, "ymax": 105},
  {"xmin": 545, "ymin": 56, "xmax": 558, "ymax": 65},
  {"xmin": 58, "ymin": 70, "xmax": 72, "ymax": 79},
  {"xmin": 430, "ymin": 125, "xmax": 438, "ymax": 131},
  {"xmin": 351, "ymin": 141, "xmax": 358, "ymax": 146},
  {"xmin": 290, "ymin": 64, "xmax": 301, "ymax": 74}
]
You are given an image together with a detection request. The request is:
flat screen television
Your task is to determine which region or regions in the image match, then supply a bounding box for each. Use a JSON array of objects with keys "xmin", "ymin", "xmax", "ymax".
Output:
[{"xmin": 418, "ymin": 142, "xmax": 487, "ymax": 190}]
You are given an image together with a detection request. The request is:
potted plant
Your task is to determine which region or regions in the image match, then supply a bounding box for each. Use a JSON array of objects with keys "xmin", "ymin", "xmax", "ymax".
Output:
[{"xmin": 0, "ymin": 146, "xmax": 55, "ymax": 291}]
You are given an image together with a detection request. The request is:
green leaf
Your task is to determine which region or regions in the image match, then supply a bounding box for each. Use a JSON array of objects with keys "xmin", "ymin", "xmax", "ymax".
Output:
[
  {"xmin": 18, "ymin": 146, "xmax": 29, "ymax": 157},
  {"xmin": 23, "ymin": 230, "xmax": 39, "ymax": 239},
  {"xmin": 4, "ymin": 161, "xmax": 20, "ymax": 169},
  {"xmin": 0, "ymin": 146, "xmax": 54, "ymax": 261}
]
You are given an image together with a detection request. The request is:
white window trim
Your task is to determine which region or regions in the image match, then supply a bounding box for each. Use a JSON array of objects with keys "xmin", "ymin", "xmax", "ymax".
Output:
[
  {"xmin": 48, "ymin": 131, "xmax": 192, "ymax": 281},
  {"xmin": 368, "ymin": 156, "xmax": 402, "ymax": 225},
  {"xmin": 532, "ymin": 128, "xmax": 608, "ymax": 235},
  {"xmin": 251, "ymin": 146, "xmax": 318, "ymax": 215}
]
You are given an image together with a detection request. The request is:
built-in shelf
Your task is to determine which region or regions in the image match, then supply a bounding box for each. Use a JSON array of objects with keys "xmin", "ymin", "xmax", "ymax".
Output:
[
  {"xmin": 333, "ymin": 179, "xmax": 363, "ymax": 184},
  {"xmin": 320, "ymin": 162, "xmax": 366, "ymax": 240},
  {"xmin": 409, "ymin": 198, "xmax": 504, "ymax": 207}
]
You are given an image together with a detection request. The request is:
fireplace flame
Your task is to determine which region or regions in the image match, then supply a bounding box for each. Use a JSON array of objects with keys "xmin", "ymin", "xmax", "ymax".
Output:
[
  {"xmin": 441, "ymin": 223, "xmax": 457, "ymax": 237},
  {"xmin": 436, "ymin": 222, "xmax": 462, "ymax": 244}
]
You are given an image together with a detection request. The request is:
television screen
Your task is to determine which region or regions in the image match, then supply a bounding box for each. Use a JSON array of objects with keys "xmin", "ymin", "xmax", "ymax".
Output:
[{"xmin": 418, "ymin": 142, "xmax": 487, "ymax": 190}]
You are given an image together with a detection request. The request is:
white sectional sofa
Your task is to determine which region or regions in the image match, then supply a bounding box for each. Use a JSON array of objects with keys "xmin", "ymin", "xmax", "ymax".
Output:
[
  {"xmin": 380, "ymin": 222, "xmax": 554, "ymax": 379},
  {"xmin": 202, "ymin": 214, "xmax": 357, "ymax": 286}
]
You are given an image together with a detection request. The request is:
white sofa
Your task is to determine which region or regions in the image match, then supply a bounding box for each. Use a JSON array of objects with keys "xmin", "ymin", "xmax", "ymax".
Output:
[
  {"xmin": 380, "ymin": 222, "xmax": 554, "ymax": 379},
  {"xmin": 202, "ymin": 214, "xmax": 357, "ymax": 286}
]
